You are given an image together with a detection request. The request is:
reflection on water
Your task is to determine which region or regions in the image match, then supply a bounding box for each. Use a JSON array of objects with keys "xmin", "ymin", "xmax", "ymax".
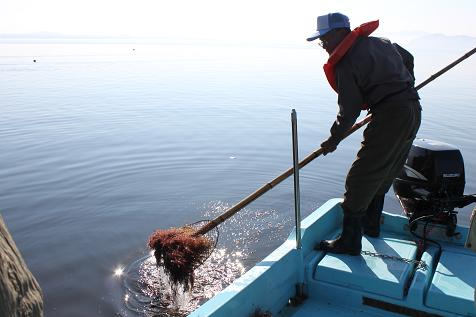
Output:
[
  {"xmin": 114, "ymin": 266, "xmax": 126, "ymax": 277},
  {"xmin": 201, "ymin": 201, "xmax": 290, "ymax": 250}
]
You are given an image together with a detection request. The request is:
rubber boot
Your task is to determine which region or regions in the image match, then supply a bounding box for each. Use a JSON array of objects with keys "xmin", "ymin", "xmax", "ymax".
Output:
[
  {"xmin": 363, "ymin": 195, "xmax": 385, "ymax": 238},
  {"xmin": 317, "ymin": 213, "xmax": 362, "ymax": 256}
]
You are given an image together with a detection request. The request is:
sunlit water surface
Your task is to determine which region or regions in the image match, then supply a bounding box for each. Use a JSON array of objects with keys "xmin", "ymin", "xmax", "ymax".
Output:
[{"xmin": 116, "ymin": 201, "xmax": 289, "ymax": 316}]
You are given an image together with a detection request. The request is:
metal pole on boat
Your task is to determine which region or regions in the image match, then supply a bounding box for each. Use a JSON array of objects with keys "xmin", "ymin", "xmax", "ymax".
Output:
[
  {"xmin": 291, "ymin": 109, "xmax": 302, "ymax": 250},
  {"xmin": 291, "ymin": 109, "xmax": 306, "ymax": 302}
]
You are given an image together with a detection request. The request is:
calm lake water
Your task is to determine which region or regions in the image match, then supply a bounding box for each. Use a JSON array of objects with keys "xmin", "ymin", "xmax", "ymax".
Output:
[{"xmin": 1, "ymin": 39, "xmax": 475, "ymax": 316}]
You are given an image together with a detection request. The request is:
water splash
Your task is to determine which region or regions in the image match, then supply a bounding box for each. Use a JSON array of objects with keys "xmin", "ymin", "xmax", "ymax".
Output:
[{"xmin": 121, "ymin": 248, "xmax": 245, "ymax": 316}]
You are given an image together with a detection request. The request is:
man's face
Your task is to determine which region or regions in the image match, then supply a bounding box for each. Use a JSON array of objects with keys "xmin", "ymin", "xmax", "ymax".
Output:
[{"xmin": 318, "ymin": 29, "xmax": 342, "ymax": 55}]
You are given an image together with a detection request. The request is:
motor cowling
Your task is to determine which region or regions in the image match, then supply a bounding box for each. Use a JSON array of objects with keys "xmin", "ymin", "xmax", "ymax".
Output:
[{"xmin": 393, "ymin": 139, "xmax": 466, "ymax": 227}]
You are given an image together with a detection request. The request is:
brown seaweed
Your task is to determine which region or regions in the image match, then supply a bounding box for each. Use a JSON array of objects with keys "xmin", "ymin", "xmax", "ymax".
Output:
[{"xmin": 148, "ymin": 226, "xmax": 213, "ymax": 291}]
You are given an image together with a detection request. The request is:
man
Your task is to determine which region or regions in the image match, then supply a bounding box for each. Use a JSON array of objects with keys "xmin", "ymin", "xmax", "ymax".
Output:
[{"xmin": 307, "ymin": 13, "xmax": 421, "ymax": 255}]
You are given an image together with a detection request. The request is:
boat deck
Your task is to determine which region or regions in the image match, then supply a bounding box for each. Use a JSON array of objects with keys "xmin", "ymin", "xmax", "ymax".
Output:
[{"xmin": 279, "ymin": 230, "xmax": 476, "ymax": 317}]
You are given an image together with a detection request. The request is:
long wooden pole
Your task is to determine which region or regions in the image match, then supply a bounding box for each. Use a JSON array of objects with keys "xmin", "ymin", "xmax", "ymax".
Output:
[
  {"xmin": 415, "ymin": 47, "xmax": 476, "ymax": 90},
  {"xmin": 195, "ymin": 47, "xmax": 476, "ymax": 236}
]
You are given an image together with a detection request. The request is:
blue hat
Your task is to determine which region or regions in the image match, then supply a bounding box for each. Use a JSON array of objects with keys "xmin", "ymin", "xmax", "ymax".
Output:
[{"xmin": 306, "ymin": 13, "xmax": 350, "ymax": 42}]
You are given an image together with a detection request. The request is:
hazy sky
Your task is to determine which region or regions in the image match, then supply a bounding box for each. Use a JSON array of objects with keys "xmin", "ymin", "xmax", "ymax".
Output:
[{"xmin": 2, "ymin": 0, "xmax": 476, "ymax": 42}]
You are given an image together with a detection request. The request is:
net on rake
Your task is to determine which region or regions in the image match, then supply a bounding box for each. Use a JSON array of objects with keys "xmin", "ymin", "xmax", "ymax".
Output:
[{"xmin": 148, "ymin": 220, "xmax": 219, "ymax": 292}]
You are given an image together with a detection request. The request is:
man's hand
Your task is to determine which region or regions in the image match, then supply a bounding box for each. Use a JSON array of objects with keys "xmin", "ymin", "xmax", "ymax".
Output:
[{"xmin": 321, "ymin": 137, "xmax": 338, "ymax": 155}]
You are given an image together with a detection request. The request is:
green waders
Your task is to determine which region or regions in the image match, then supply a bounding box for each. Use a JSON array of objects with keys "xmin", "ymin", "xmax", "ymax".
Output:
[{"xmin": 319, "ymin": 100, "xmax": 421, "ymax": 255}]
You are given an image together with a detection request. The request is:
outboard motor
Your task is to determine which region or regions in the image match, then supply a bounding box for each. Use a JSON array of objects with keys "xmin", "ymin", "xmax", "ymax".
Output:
[{"xmin": 393, "ymin": 139, "xmax": 476, "ymax": 237}]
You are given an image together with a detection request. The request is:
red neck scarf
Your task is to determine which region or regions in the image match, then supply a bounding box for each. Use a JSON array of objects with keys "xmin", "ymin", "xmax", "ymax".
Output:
[{"xmin": 323, "ymin": 20, "xmax": 379, "ymax": 92}]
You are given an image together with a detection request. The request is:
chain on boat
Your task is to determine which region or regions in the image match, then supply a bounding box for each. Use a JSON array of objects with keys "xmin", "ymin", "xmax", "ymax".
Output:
[{"xmin": 361, "ymin": 250, "xmax": 428, "ymax": 271}]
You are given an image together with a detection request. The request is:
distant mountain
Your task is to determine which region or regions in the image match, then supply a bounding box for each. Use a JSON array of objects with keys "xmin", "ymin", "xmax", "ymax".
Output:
[{"xmin": 384, "ymin": 30, "xmax": 431, "ymax": 45}]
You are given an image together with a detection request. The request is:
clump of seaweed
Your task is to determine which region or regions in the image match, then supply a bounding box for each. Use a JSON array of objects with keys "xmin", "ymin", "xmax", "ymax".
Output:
[{"xmin": 148, "ymin": 226, "xmax": 214, "ymax": 291}]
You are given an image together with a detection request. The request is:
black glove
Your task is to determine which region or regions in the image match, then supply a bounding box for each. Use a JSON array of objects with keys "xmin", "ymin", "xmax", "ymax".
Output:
[{"xmin": 320, "ymin": 136, "xmax": 339, "ymax": 155}]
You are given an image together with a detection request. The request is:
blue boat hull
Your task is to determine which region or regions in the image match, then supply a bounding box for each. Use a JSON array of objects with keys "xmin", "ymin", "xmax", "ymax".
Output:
[{"xmin": 189, "ymin": 199, "xmax": 476, "ymax": 317}]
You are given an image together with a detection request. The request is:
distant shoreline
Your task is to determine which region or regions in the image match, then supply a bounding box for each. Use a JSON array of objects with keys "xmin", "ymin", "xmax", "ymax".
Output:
[{"xmin": 1, "ymin": 33, "xmax": 474, "ymax": 52}]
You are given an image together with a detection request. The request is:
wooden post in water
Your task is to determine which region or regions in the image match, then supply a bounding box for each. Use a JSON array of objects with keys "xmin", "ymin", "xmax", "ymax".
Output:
[{"xmin": 0, "ymin": 215, "xmax": 44, "ymax": 317}]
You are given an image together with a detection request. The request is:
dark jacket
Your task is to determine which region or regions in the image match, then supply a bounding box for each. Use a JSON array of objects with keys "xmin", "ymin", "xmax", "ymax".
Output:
[{"xmin": 328, "ymin": 37, "xmax": 419, "ymax": 144}]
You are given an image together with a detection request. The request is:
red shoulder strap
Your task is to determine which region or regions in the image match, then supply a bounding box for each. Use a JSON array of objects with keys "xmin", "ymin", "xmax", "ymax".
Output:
[{"xmin": 324, "ymin": 20, "xmax": 379, "ymax": 92}]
